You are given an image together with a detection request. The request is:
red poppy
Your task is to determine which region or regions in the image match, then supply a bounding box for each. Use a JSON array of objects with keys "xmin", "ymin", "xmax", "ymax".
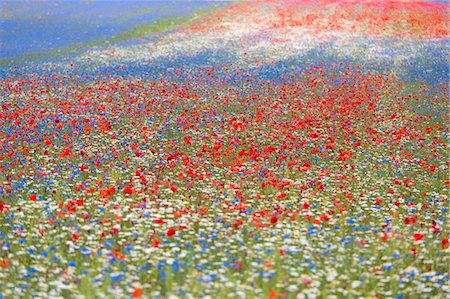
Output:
[
  {"xmin": 441, "ymin": 238, "xmax": 449, "ymax": 249},
  {"xmin": 132, "ymin": 288, "xmax": 143, "ymax": 298},
  {"xmin": 152, "ymin": 238, "xmax": 160, "ymax": 248},
  {"xmin": 269, "ymin": 290, "xmax": 277, "ymax": 299},
  {"xmin": 167, "ymin": 228, "xmax": 176, "ymax": 237},
  {"xmin": 276, "ymin": 193, "xmax": 287, "ymax": 200},
  {"xmin": 0, "ymin": 258, "xmax": 10, "ymax": 269},
  {"xmin": 123, "ymin": 186, "xmax": 133, "ymax": 195},
  {"xmin": 413, "ymin": 233, "xmax": 424, "ymax": 241}
]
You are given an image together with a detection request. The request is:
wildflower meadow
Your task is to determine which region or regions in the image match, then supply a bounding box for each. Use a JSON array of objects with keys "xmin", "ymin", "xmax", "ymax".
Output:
[{"xmin": 0, "ymin": 1, "xmax": 448, "ymax": 298}]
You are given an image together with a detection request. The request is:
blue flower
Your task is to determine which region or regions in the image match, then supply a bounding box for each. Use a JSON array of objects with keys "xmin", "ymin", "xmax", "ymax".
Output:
[
  {"xmin": 110, "ymin": 272, "xmax": 124, "ymax": 282},
  {"xmin": 159, "ymin": 271, "xmax": 167, "ymax": 279}
]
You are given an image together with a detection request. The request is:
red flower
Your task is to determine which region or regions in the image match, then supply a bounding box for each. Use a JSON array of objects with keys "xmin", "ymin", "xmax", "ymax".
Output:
[
  {"xmin": 269, "ymin": 290, "xmax": 277, "ymax": 299},
  {"xmin": 270, "ymin": 215, "xmax": 278, "ymax": 224},
  {"xmin": 264, "ymin": 146, "xmax": 276, "ymax": 153},
  {"xmin": 413, "ymin": 233, "xmax": 424, "ymax": 241},
  {"xmin": 167, "ymin": 228, "xmax": 176, "ymax": 237},
  {"xmin": 276, "ymin": 193, "xmax": 287, "ymax": 200},
  {"xmin": 108, "ymin": 187, "xmax": 116, "ymax": 196},
  {"xmin": 404, "ymin": 178, "xmax": 414, "ymax": 188},
  {"xmin": 75, "ymin": 184, "xmax": 85, "ymax": 192},
  {"xmin": 123, "ymin": 186, "xmax": 133, "ymax": 195},
  {"xmin": 0, "ymin": 258, "xmax": 10, "ymax": 269},
  {"xmin": 442, "ymin": 238, "xmax": 449, "ymax": 249},
  {"xmin": 29, "ymin": 194, "xmax": 37, "ymax": 201},
  {"xmin": 60, "ymin": 147, "xmax": 71, "ymax": 158},
  {"xmin": 320, "ymin": 213, "xmax": 330, "ymax": 221},
  {"xmin": 299, "ymin": 161, "xmax": 311, "ymax": 171},
  {"xmin": 132, "ymin": 288, "xmax": 144, "ymax": 298}
]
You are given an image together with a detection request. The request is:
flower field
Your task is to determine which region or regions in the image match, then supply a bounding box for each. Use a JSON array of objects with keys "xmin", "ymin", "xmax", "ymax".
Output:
[{"xmin": 0, "ymin": 0, "xmax": 449, "ymax": 298}]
